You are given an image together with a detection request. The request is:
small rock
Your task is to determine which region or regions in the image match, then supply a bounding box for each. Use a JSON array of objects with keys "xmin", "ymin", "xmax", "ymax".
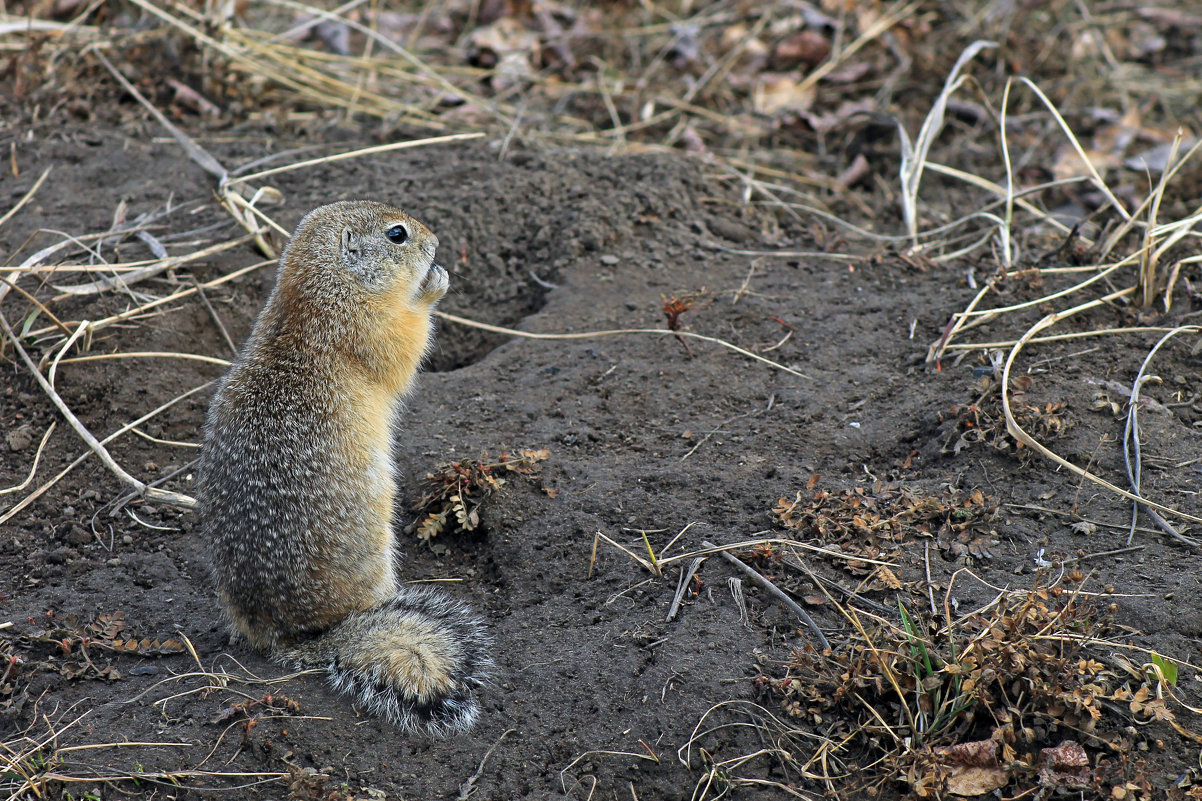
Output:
[
  {"xmin": 45, "ymin": 548, "xmax": 71, "ymax": 564},
  {"xmin": 7, "ymin": 424, "xmax": 33, "ymax": 452},
  {"xmin": 64, "ymin": 525, "xmax": 91, "ymax": 546},
  {"xmin": 600, "ymin": 254, "xmax": 619, "ymax": 265},
  {"xmin": 706, "ymin": 217, "xmax": 755, "ymax": 243}
]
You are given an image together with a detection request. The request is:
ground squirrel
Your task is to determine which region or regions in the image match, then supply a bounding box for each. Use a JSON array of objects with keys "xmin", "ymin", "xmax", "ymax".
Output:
[{"xmin": 197, "ymin": 201, "xmax": 490, "ymax": 735}]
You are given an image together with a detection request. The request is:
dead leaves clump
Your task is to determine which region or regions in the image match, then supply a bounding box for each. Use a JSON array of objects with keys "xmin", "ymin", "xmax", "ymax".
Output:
[
  {"xmin": 941, "ymin": 391, "xmax": 1074, "ymax": 457},
  {"xmin": 410, "ymin": 448, "xmax": 548, "ymax": 540},
  {"xmin": 1, "ymin": 610, "xmax": 187, "ymax": 725},
  {"xmin": 773, "ymin": 481, "xmax": 998, "ymax": 566},
  {"xmin": 4, "ymin": 611, "xmax": 184, "ymax": 687},
  {"xmin": 766, "ymin": 580, "xmax": 1177, "ymax": 798}
]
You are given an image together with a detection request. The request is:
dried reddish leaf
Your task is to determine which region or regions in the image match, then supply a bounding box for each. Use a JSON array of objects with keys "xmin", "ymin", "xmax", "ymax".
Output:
[
  {"xmin": 1037, "ymin": 740, "xmax": 1091, "ymax": 789},
  {"xmin": 930, "ymin": 739, "xmax": 1009, "ymax": 796},
  {"xmin": 934, "ymin": 738, "xmax": 998, "ymax": 768},
  {"xmin": 660, "ymin": 293, "xmax": 699, "ymax": 331},
  {"xmin": 773, "ymin": 30, "xmax": 831, "ymax": 69}
]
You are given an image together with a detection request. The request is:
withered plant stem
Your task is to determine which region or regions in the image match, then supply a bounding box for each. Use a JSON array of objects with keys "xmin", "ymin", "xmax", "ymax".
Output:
[{"xmin": 700, "ymin": 539, "xmax": 830, "ymax": 652}]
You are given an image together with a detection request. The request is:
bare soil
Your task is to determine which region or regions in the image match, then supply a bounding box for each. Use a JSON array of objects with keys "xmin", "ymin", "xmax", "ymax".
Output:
[{"xmin": 3, "ymin": 122, "xmax": 1202, "ymax": 800}]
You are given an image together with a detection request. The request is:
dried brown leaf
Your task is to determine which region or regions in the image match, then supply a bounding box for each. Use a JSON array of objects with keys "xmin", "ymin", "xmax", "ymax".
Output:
[{"xmin": 1037, "ymin": 740, "xmax": 1091, "ymax": 789}]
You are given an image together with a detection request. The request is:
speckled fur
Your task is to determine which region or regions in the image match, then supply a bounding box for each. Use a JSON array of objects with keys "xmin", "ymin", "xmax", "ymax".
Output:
[{"xmin": 197, "ymin": 201, "xmax": 490, "ymax": 735}]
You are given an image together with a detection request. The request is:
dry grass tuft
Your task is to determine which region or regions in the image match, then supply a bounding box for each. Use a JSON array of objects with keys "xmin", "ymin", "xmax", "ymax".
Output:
[
  {"xmin": 756, "ymin": 576, "xmax": 1181, "ymax": 798},
  {"xmin": 0, "ymin": 636, "xmax": 308, "ymax": 798}
]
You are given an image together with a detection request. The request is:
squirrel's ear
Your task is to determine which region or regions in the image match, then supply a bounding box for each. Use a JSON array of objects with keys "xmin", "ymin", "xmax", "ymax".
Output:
[{"xmin": 341, "ymin": 227, "xmax": 362, "ymax": 266}]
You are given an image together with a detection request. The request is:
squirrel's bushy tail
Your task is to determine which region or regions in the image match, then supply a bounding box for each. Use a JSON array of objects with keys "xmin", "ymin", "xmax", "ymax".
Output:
[{"xmin": 282, "ymin": 586, "xmax": 492, "ymax": 736}]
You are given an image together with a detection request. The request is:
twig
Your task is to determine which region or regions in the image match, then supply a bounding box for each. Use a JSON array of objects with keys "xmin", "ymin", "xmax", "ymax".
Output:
[
  {"xmin": 667, "ymin": 557, "xmax": 705, "ymax": 622},
  {"xmin": 110, "ymin": 459, "xmax": 201, "ymax": 517},
  {"xmin": 0, "ymin": 274, "xmax": 72, "ymax": 334},
  {"xmin": 222, "ymin": 133, "xmax": 485, "ymax": 187},
  {"xmin": 1066, "ymin": 545, "xmax": 1146, "ymax": 563},
  {"xmin": 1122, "ymin": 327, "xmax": 1200, "ymax": 549},
  {"xmin": 0, "ymin": 421, "xmax": 56, "ymax": 495},
  {"xmin": 781, "ymin": 555, "xmax": 892, "ymax": 615},
  {"xmin": 0, "ymin": 166, "xmax": 51, "ymax": 229},
  {"xmin": 56, "ymin": 352, "xmax": 232, "ymax": 368},
  {"xmin": 194, "ymin": 279, "xmax": 238, "ymax": 355},
  {"xmin": 528, "ymin": 269, "xmax": 557, "ymax": 290},
  {"xmin": 700, "ymin": 540, "xmax": 830, "ymax": 652},
  {"xmin": 895, "ymin": 39, "xmax": 997, "ymax": 243},
  {"xmin": 0, "ymin": 313, "xmax": 197, "ymax": 510},
  {"xmin": 1021, "ymin": 76, "xmax": 1130, "ymax": 222},
  {"xmin": 923, "ymin": 542, "xmax": 937, "ymax": 616},
  {"xmin": 436, "ymin": 310, "xmax": 810, "ymax": 380},
  {"xmin": 456, "ymin": 728, "xmax": 515, "ymax": 800}
]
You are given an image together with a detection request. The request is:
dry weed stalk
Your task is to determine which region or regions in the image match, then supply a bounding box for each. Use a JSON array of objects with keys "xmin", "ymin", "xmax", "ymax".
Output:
[
  {"xmin": 894, "ymin": 40, "xmax": 996, "ymax": 248},
  {"xmin": 900, "ymin": 71, "xmax": 1202, "ymax": 534}
]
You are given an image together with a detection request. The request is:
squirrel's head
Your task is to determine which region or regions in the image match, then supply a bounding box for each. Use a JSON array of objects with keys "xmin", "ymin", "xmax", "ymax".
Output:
[{"xmin": 279, "ymin": 201, "xmax": 448, "ymax": 310}]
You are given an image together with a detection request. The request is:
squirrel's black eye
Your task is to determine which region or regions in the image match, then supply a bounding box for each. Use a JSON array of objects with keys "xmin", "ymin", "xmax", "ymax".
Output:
[{"xmin": 386, "ymin": 224, "xmax": 408, "ymax": 244}]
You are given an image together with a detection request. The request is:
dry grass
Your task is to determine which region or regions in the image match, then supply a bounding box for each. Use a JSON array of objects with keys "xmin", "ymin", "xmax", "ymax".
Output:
[
  {"xmin": 755, "ymin": 563, "xmax": 1199, "ymax": 798},
  {"xmin": 0, "ymin": 620, "xmax": 315, "ymax": 798}
]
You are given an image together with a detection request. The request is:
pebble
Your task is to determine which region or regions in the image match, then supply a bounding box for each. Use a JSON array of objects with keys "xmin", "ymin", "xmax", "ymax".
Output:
[
  {"xmin": 6, "ymin": 424, "xmax": 33, "ymax": 452},
  {"xmin": 64, "ymin": 525, "xmax": 91, "ymax": 546}
]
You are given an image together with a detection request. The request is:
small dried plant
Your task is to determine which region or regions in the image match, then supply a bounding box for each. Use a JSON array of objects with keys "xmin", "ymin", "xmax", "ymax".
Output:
[{"xmin": 410, "ymin": 449, "xmax": 548, "ymax": 540}]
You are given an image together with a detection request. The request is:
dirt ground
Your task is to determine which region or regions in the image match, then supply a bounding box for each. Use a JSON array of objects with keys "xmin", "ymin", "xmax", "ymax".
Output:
[
  {"xmin": 1, "ymin": 124, "xmax": 1199, "ymax": 800},
  {"xmin": 4, "ymin": 5, "xmax": 1202, "ymax": 800}
]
